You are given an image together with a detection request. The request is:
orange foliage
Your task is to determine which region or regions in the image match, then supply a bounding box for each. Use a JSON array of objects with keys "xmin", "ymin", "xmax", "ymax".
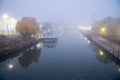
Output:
[{"xmin": 16, "ymin": 17, "xmax": 40, "ymax": 37}]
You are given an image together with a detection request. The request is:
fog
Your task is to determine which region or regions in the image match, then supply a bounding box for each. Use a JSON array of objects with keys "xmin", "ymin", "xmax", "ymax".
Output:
[{"xmin": 0, "ymin": 0, "xmax": 120, "ymax": 26}]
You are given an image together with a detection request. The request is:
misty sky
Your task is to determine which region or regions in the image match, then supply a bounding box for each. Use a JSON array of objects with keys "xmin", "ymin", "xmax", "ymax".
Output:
[{"xmin": 0, "ymin": 0, "xmax": 120, "ymax": 26}]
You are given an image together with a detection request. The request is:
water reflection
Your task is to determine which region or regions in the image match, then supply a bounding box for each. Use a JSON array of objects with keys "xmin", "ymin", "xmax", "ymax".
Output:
[
  {"xmin": 0, "ymin": 42, "xmax": 42, "ymax": 70},
  {"xmin": 1, "ymin": 31, "xmax": 120, "ymax": 80},
  {"xmin": 0, "ymin": 38, "xmax": 58, "ymax": 64},
  {"xmin": 19, "ymin": 43, "xmax": 42, "ymax": 69},
  {"xmin": 89, "ymin": 39, "xmax": 120, "ymax": 66},
  {"xmin": 8, "ymin": 64, "xmax": 14, "ymax": 69},
  {"xmin": 42, "ymin": 39, "xmax": 58, "ymax": 48},
  {"xmin": 0, "ymin": 50, "xmax": 23, "ymax": 63},
  {"xmin": 95, "ymin": 49, "xmax": 112, "ymax": 64}
]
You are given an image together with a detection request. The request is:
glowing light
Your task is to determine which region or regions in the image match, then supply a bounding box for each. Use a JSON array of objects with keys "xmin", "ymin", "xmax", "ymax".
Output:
[
  {"xmin": 36, "ymin": 43, "xmax": 41, "ymax": 49},
  {"xmin": 11, "ymin": 18, "xmax": 16, "ymax": 22},
  {"xmin": 118, "ymin": 68, "xmax": 120, "ymax": 72},
  {"xmin": 101, "ymin": 27, "xmax": 106, "ymax": 32},
  {"xmin": 100, "ymin": 27, "xmax": 106, "ymax": 35},
  {"xmin": 3, "ymin": 14, "xmax": 9, "ymax": 19},
  {"xmin": 78, "ymin": 26, "xmax": 92, "ymax": 31},
  {"xmin": 37, "ymin": 44, "xmax": 40, "ymax": 47},
  {"xmin": 87, "ymin": 40, "xmax": 90, "ymax": 43},
  {"xmin": 99, "ymin": 50, "xmax": 104, "ymax": 56},
  {"xmin": 8, "ymin": 64, "xmax": 13, "ymax": 69}
]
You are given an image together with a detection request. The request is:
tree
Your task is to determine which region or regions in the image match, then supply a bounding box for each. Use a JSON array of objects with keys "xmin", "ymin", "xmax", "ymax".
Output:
[
  {"xmin": 16, "ymin": 17, "xmax": 40, "ymax": 37},
  {"xmin": 92, "ymin": 17, "xmax": 120, "ymax": 41},
  {"xmin": 93, "ymin": 17, "xmax": 120, "ymax": 36}
]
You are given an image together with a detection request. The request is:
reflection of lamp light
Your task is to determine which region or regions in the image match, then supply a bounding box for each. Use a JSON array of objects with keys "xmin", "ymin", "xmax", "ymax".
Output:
[
  {"xmin": 8, "ymin": 64, "xmax": 13, "ymax": 69},
  {"xmin": 118, "ymin": 68, "xmax": 120, "ymax": 72},
  {"xmin": 85, "ymin": 38, "xmax": 87, "ymax": 40},
  {"xmin": 87, "ymin": 40, "xmax": 90, "ymax": 43},
  {"xmin": 36, "ymin": 43, "xmax": 41, "ymax": 49},
  {"xmin": 99, "ymin": 50, "xmax": 104, "ymax": 56}
]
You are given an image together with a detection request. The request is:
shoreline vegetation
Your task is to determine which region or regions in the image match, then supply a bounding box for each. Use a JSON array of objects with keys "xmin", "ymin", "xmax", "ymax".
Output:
[{"xmin": 0, "ymin": 17, "xmax": 41, "ymax": 56}]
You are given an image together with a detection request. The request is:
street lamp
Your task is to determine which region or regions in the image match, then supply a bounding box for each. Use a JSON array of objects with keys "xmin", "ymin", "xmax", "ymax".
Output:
[
  {"xmin": 100, "ymin": 27, "xmax": 106, "ymax": 35},
  {"xmin": 100, "ymin": 27, "xmax": 107, "ymax": 35},
  {"xmin": 101, "ymin": 27, "xmax": 106, "ymax": 32},
  {"xmin": 3, "ymin": 14, "xmax": 8, "ymax": 19},
  {"xmin": 2, "ymin": 14, "xmax": 9, "ymax": 35}
]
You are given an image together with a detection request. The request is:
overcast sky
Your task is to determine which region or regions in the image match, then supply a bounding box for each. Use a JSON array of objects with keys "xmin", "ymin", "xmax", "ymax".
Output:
[{"xmin": 0, "ymin": 0, "xmax": 120, "ymax": 26}]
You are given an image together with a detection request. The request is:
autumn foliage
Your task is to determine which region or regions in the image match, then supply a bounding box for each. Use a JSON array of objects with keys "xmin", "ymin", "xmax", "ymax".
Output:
[{"xmin": 16, "ymin": 17, "xmax": 40, "ymax": 37}]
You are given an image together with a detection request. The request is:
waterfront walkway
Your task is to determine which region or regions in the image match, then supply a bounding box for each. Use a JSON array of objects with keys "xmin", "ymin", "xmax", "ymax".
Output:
[{"xmin": 92, "ymin": 37, "xmax": 120, "ymax": 59}]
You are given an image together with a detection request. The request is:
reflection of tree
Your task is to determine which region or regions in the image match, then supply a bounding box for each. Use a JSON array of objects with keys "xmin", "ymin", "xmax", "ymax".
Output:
[{"xmin": 19, "ymin": 46, "xmax": 41, "ymax": 69}]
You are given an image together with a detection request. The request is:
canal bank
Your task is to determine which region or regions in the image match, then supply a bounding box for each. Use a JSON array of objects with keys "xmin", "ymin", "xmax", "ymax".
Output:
[
  {"xmin": 80, "ymin": 31, "xmax": 120, "ymax": 61},
  {"xmin": 0, "ymin": 37, "xmax": 42, "ymax": 56}
]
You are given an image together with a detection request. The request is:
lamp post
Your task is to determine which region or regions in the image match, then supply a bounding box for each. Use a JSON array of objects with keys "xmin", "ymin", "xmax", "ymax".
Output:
[
  {"xmin": 100, "ymin": 27, "xmax": 106, "ymax": 35},
  {"xmin": 101, "ymin": 27, "xmax": 106, "ymax": 33}
]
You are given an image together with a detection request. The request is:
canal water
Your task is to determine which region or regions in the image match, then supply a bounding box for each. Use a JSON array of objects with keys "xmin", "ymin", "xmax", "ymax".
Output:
[{"xmin": 0, "ymin": 30, "xmax": 120, "ymax": 80}]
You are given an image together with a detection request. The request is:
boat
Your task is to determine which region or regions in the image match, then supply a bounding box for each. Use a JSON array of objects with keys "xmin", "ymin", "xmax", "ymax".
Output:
[{"xmin": 42, "ymin": 31, "xmax": 58, "ymax": 42}]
